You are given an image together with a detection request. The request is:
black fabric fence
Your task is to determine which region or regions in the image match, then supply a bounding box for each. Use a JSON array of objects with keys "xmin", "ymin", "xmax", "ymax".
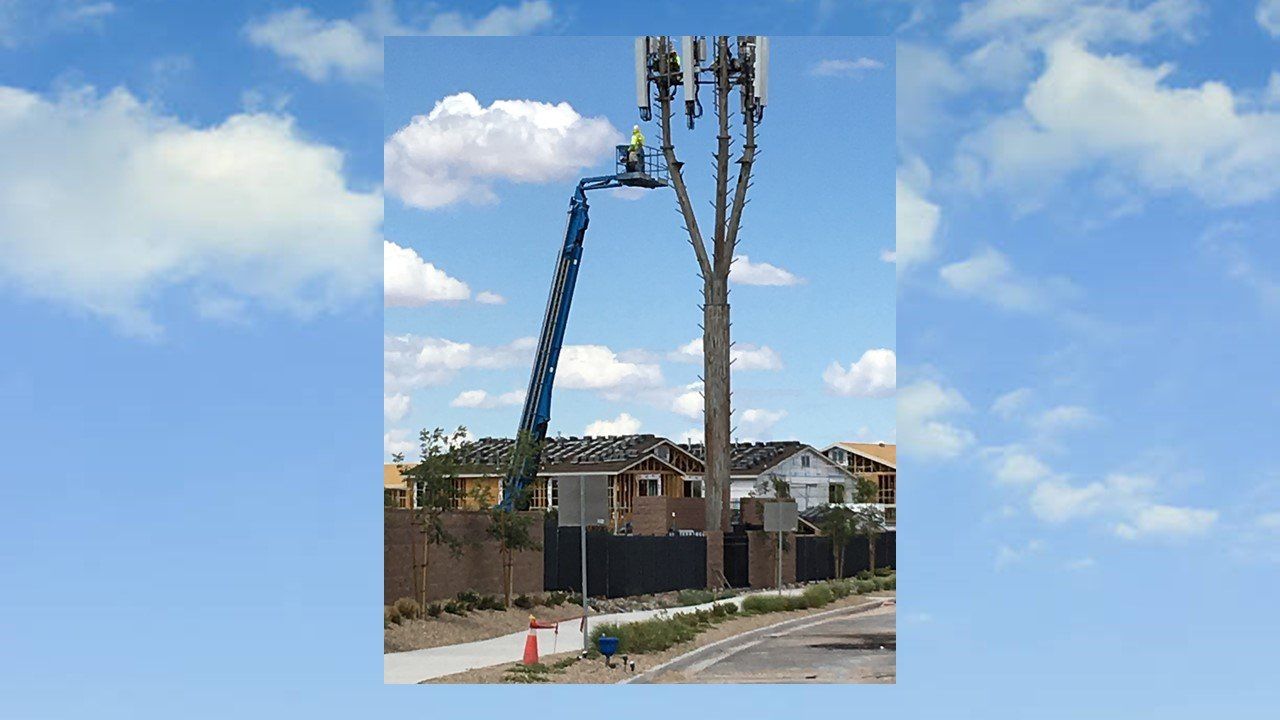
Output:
[
  {"xmin": 796, "ymin": 531, "xmax": 896, "ymax": 582},
  {"xmin": 723, "ymin": 533, "xmax": 750, "ymax": 588},
  {"xmin": 544, "ymin": 526, "xmax": 707, "ymax": 598}
]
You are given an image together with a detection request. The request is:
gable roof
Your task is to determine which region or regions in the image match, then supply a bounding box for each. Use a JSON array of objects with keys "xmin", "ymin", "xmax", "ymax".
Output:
[
  {"xmin": 455, "ymin": 434, "xmax": 704, "ymax": 475},
  {"xmin": 678, "ymin": 440, "xmax": 826, "ymax": 477},
  {"xmin": 826, "ymin": 441, "xmax": 896, "ymax": 470}
]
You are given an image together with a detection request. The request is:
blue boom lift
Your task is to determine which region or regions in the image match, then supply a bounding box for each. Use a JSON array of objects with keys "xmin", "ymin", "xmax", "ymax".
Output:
[{"xmin": 501, "ymin": 145, "xmax": 669, "ymax": 507}]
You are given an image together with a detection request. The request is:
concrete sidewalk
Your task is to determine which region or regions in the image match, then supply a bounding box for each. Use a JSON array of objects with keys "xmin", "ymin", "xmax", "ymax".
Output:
[{"xmin": 384, "ymin": 587, "xmax": 811, "ymax": 684}]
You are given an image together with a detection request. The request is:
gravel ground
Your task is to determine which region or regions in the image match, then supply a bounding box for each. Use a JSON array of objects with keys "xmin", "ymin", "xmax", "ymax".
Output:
[
  {"xmin": 425, "ymin": 592, "xmax": 894, "ymax": 684},
  {"xmin": 384, "ymin": 604, "xmax": 586, "ymax": 653},
  {"xmin": 385, "ymin": 588, "xmax": 738, "ymax": 653}
]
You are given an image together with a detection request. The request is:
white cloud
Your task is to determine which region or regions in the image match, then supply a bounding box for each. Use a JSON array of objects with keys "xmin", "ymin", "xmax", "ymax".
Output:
[
  {"xmin": 383, "ymin": 240, "xmax": 469, "ymax": 306},
  {"xmin": 556, "ymin": 344, "xmax": 663, "ymax": 391},
  {"xmin": 738, "ymin": 408, "xmax": 787, "ymax": 440},
  {"xmin": 1115, "ymin": 504, "xmax": 1218, "ymax": 540},
  {"xmin": 995, "ymin": 538, "xmax": 1043, "ymax": 570},
  {"xmin": 1031, "ymin": 404, "xmax": 1098, "ymax": 433},
  {"xmin": 585, "ymin": 412, "xmax": 642, "ymax": 436},
  {"xmin": 810, "ymin": 57, "xmax": 885, "ymax": 76},
  {"xmin": 670, "ymin": 338, "xmax": 783, "ymax": 371},
  {"xmin": 1257, "ymin": 512, "xmax": 1280, "ymax": 530},
  {"xmin": 939, "ymin": 247, "xmax": 1052, "ymax": 312},
  {"xmin": 991, "ymin": 387, "xmax": 1033, "ymax": 418},
  {"xmin": 1258, "ymin": 0, "xmax": 1280, "ymax": 37},
  {"xmin": 897, "ymin": 43, "xmax": 969, "ymax": 142},
  {"xmin": 384, "ymin": 428, "xmax": 415, "ymax": 458},
  {"xmin": 450, "ymin": 388, "xmax": 524, "ymax": 409},
  {"xmin": 0, "ymin": 85, "xmax": 380, "ymax": 337},
  {"xmin": 0, "ymin": 0, "xmax": 116, "ymax": 48},
  {"xmin": 385, "ymin": 92, "xmax": 619, "ymax": 210},
  {"xmin": 891, "ymin": 157, "xmax": 941, "ymax": 268},
  {"xmin": 898, "ymin": 379, "xmax": 975, "ymax": 461},
  {"xmin": 730, "ymin": 255, "xmax": 804, "ymax": 286},
  {"xmin": 671, "ymin": 383, "xmax": 703, "ymax": 420},
  {"xmin": 1200, "ymin": 226, "xmax": 1280, "ymax": 309},
  {"xmin": 1023, "ymin": 471, "xmax": 1218, "ymax": 541},
  {"xmin": 1065, "ymin": 557, "xmax": 1097, "ymax": 571},
  {"xmin": 823, "ymin": 349, "xmax": 896, "ymax": 398},
  {"xmin": 678, "ymin": 427, "xmax": 704, "ymax": 444},
  {"xmin": 383, "ymin": 334, "xmax": 533, "ymax": 392},
  {"xmin": 992, "ymin": 448, "xmax": 1052, "ymax": 485},
  {"xmin": 953, "ymin": 0, "xmax": 1201, "ymax": 45},
  {"xmin": 384, "ymin": 393, "xmax": 411, "ymax": 423},
  {"xmin": 475, "ymin": 290, "xmax": 506, "ymax": 305},
  {"xmin": 962, "ymin": 41, "xmax": 1280, "ymax": 207},
  {"xmin": 245, "ymin": 0, "xmax": 553, "ymax": 83},
  {"xmin": 1030, "ymin": 480, "xmax": 1106, "ymax": 522}
]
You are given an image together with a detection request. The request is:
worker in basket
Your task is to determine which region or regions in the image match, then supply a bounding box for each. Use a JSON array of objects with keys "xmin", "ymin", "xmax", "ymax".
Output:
[{"xmin": 627, "ymin": 124, "xmax": 645, "ymax": 173}]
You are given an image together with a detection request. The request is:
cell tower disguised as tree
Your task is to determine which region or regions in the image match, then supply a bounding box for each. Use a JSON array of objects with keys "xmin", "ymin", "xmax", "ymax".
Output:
[{"xmin": 636, "ymin": 35, "xmax": 769, "ymax": 544}]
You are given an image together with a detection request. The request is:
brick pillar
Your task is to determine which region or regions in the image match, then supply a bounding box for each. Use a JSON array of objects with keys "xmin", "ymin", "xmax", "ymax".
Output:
[
  {"xmin": 747, "ymin": 530, "xmax": 796, "ymax": 589},
  {"xmin": 704, "ymin": 530, "xmax": 725, "ymax": 589}
]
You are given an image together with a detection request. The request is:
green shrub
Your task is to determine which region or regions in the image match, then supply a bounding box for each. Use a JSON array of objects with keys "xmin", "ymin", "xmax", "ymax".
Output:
[
  {"xmin": 456, "ymin": 590, "xmax": 481, "ymax": 610},
  {"xmin": 589, "ymin": 614, "xmax": 700, "ymax": 655},
  {"xmin": 874, "ymin": 574, "xmax": 896, "ymax": 591},
  {"xmin": 384, "ymin": 606, "xmax": 400, "ymax": 626},
  {"xmin": 676, "ymin": 588, "xmax": 716, "ymax": 606},
  {"xmin": 443, "ymin": 600, "xmax": 467, "ymax": 616},
  {"xmin": 477, "ymin": 594, "xmax": 505, "ymax": 611},
  {"xmin": 856, "ymin": 570, "xmax": 874, "ymax": 581},
  {"xmin": 741, "ymin": 594, "xmax": 795, "ymax": 614},
  {"xmin": 514, "ymin": 594, "xmax": 535, "ymax": 609},
  {"xmin": 854, "ymin": 579, "xmax": 877, "ymax": 594},
  {"xmin": 546, "ymin": 591, "xmax": 569, "ymax": 606},
  {"xmin": 550, "ymin": 656, "xmax": 578, "ymax": 671},
  {"xmin": 426, "ymin": 602, "xmax": 443, "ymax": 618},
  {"xmin": 875, "ymin": 566, "xmax": 894, "ymax": 577},
  {"xmin": 393, "ymin": 597, "xmax": 421, "ymax": 620},
  {"xmin": 502, "ymin": 663, "xmax": 551, "ymax": 683},
  {"xmin": 709, "ymin": 602, "xmax": 733, "ymax": 619},
  {"xmin": 830, "ymin": 580, "xmax": 853, "ymax": 599},
  {"xmin": 802, "ymin": 584, "xmax": 835, "ymax": 608}
]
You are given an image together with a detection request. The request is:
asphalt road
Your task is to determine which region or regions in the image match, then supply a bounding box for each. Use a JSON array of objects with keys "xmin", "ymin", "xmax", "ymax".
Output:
[{"xmin": 641, "ymin": 603, "xmax": 896, "ymax": 684}]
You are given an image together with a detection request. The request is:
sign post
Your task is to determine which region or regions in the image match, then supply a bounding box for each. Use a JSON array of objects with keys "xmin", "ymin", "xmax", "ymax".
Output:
[
  {"xmin": 557, "ymin": 474, "xmax": 609, "ymax": 654},
  {"xmin": 763, "ymin": 501, "xmax": 798, "ymax": 594}
]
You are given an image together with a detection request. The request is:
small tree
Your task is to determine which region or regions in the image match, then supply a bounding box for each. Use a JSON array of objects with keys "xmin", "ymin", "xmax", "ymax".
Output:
[
  {"xmin": 815, "ymin": 504, "xmax": 856, "ymax": 579},
  {"xmin": 853, "ymin": 505, "xmax": 887, "ymax": 573},
  {"xmin": 850, "ymin": 473, "xmax": 885, "ymax": 572},
  {"xmin": 478, "ymin": 483, "xmax": 544, "ymax": 607},
  {"xmin": 853, "ymin": 474, "xmax": 878, "ymax": 505},
  {"xmin": 399, "ymin": 426, "xmax": 471, "ymax": 607},
  {"xmin": 751, "ymin": 472, "xmax": 791, "ymax": 500}
]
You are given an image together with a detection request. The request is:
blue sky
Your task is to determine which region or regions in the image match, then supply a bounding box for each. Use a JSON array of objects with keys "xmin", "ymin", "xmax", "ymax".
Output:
[
  {"xmin": 382, "ymin": 36, "xmax": 895, "ymax": 454},
  {"xmin": 2, "ymin": 1, "xmax": 1280, "ymax": 718}
]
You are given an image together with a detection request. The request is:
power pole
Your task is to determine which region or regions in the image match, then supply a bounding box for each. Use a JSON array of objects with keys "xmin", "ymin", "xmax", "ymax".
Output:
[{"xmin": 637, "ymin": 36, "xmax": 769, "ymax": 583}]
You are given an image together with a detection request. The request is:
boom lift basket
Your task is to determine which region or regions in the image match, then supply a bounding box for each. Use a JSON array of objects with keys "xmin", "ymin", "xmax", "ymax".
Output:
[{"xmin": 615, "ymin": 145, "xmax": 670, "ymax": 188}]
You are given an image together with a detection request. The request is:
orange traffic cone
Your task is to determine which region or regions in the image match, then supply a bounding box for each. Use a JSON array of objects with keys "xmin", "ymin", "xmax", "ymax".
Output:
[{"xmin": 522, "ymin": 616, "xmax": 539, "ymax": 665}]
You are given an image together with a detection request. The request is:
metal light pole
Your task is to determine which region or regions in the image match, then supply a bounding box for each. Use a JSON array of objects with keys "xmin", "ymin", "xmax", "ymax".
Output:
[{"xmin": 579, "ymin": 476, "xmax": 588, "ymax": 653}]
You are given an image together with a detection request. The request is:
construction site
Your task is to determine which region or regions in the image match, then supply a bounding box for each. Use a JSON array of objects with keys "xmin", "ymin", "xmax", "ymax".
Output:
[{"xmin": 383, "ymin": 36, "xmax": 895, "ymax": 683}]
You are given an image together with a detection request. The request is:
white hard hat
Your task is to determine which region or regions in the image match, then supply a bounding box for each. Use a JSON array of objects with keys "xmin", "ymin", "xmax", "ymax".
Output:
[{"xmin": 633, "ymin": 125, "xmax": 640, "ymax": 131}]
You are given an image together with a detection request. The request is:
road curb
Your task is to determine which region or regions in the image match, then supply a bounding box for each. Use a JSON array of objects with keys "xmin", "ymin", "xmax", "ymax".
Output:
[{"xmin": 620, "ymin": 595, "xmax": 891, "ymax": 684}]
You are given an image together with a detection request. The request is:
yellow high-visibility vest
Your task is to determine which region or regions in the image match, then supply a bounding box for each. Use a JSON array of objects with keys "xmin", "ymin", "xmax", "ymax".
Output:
[{"xmin": 630, "ymin": 128, "xmax": 645, "ymax": 150}]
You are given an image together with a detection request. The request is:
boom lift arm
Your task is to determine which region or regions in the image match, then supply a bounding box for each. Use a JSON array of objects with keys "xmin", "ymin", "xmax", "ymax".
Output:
[{"xmin": 502, "ymin": 146, "xmax": 668, "ymax": 506}]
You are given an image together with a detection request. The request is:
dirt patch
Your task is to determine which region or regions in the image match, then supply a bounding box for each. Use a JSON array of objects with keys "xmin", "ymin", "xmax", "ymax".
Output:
[
  {"xmin": 385, "ymin": 604, "xmax": 585, "ymax": 653},
  {"xmin": 385, "ymin": 588, "xmax": 739, "ymax": 653},
  {"xmin": 426, "ymin": 592, "xmax": 894, "ymax": 684}
]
